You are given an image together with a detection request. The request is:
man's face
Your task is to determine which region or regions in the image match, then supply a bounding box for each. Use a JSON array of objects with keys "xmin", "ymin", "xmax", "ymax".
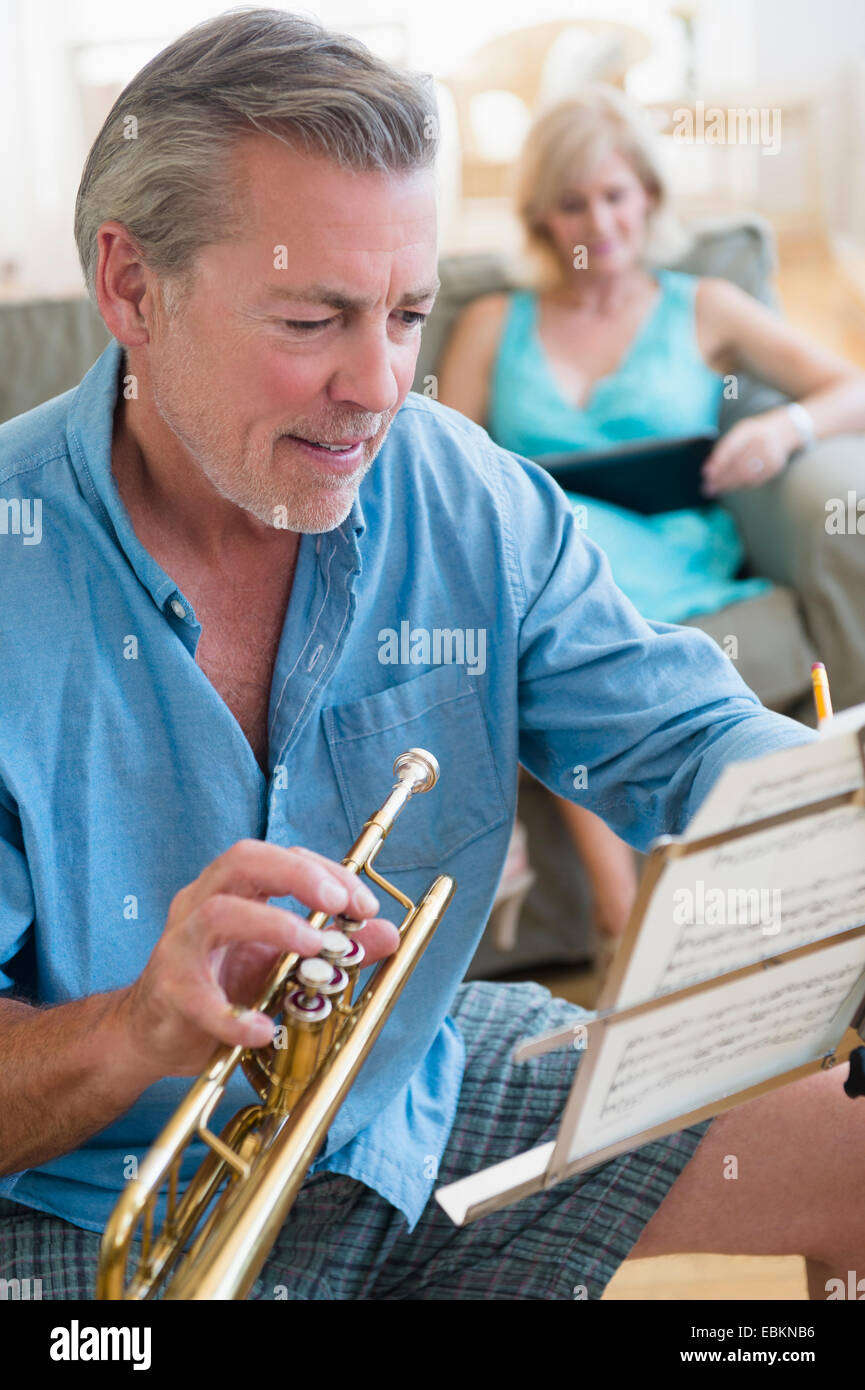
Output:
[{"xmin": 145, "ymin": 135, "xmax": 439, "ymax": 533}]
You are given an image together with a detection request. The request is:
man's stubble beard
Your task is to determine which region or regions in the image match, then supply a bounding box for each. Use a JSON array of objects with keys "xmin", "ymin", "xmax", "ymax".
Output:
[{"xmin": 148, "ymin": 318, "xmax": 389, "ymax": 534}]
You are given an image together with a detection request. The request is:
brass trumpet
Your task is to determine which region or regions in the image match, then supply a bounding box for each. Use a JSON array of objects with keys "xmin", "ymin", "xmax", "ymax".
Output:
[{"xmin": 96, "ymin": 749, "xmax": 455, "ymax": 1300}]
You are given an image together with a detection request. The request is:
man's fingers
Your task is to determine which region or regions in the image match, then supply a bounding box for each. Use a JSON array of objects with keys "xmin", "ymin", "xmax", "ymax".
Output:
[
  {"xmin": 187, "ymin": 898, "xmax": 400, "ymax": 971},
  {"xmin": 200, "ymin": 903, "xmax": 399, "ymax": 966},
  {"xmin": 184, "ymin": 840, "xmax": 381, "ymax": 921},
  {"xmin": 170, "ymin": 915, "xmax": 401, "ymax": 1051},
  {"xmin": 350, "ymin": 916, "xmax": 401, "ymax": 964},
  {"xmin": 189, "ymin": 895, "xmax": 326, "ymax": 953},
  {"xmin": 171, "ymin": 981, "xmax": 276, "ymax": 1053}
]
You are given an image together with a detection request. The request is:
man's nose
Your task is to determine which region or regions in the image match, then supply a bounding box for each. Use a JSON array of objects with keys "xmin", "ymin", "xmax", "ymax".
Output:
[{"xmin": 329, "ymin": 325, "xmax": 400, "ymax": 416}]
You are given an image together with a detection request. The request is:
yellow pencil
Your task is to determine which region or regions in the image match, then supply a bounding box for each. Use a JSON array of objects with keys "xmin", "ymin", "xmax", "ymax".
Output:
[{"xmin": 811, "ymin": 662, "xmax": 834, "ymax": 727}]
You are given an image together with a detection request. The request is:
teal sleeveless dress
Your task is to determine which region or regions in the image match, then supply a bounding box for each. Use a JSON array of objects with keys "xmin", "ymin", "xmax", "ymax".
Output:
[{"xmin": 487, "ymin": 269, "xmax": 770, "ymax": 622}]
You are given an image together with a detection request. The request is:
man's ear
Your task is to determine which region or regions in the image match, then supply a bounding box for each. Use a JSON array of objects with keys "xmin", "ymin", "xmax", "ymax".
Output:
[{"xmin": 94, "ymin": 221, "xmax": 159, "ymax": 347}]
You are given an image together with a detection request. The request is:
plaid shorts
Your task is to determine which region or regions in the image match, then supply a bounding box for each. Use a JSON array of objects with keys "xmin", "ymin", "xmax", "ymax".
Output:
[{"xmin": 0, "ymin": 980, "xmax": 711, "ymax": 1301}]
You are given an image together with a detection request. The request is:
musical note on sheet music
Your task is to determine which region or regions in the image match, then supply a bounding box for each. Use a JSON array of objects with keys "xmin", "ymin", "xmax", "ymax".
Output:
[
  {"xmin": 567, "ymin": 934, "xmax": 865, "ymax": 1163},
  {"xmin": 602, "ymin": 966, "xmax": 856, "ymax": 1119},
  {"xmin": 615, "ymin": 802, "xmax": 865, "ymax": 1009}
]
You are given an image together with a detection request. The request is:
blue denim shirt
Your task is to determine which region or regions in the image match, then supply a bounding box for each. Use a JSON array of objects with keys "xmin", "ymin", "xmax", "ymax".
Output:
[{"xmin": 0, "ymin": 339, "xmax": 816, "ymax": 1236}]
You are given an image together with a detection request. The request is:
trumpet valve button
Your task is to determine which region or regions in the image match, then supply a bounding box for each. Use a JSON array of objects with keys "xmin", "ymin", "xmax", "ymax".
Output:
[
  {"xmin": 332, "ymin": 916, "xmax": 366, "ymax": 936},
  {"xmin": 317, "ymin": 965, "xmax": 349, "ymax": 997},
  {"xmin": 342, "ymin": 939, "xmax": 365, "ymax": 970},
  {"xmin": 283, "ymin": 988, "xmax": 331, "ymax": 1023},
  {"xmin": 318, "ymin": 929, "xmax": 352, "ymax": 961},
  {"xmin": 296, "ymin": 957, "xmax": 334, "ymax": 991}
]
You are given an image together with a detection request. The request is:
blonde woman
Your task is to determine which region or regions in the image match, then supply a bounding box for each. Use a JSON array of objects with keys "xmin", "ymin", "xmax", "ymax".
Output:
[{"xmin": 438, "ymin": 86, "xmax": 865, "ymax": 952}]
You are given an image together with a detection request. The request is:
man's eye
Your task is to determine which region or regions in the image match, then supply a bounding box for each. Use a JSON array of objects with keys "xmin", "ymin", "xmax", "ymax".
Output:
[{"xmin": 281, "ymin": 313, "xmax": 426, "ymax": 331}]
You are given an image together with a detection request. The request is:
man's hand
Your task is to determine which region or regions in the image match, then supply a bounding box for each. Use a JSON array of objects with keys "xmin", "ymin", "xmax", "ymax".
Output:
[
  {"xmin": 700, "ymin": 409, "xmax": 800, "ymax": 497},
  {"xmin": 116, "ymin": 840, "xmax": 401, "ymax": 1079}
]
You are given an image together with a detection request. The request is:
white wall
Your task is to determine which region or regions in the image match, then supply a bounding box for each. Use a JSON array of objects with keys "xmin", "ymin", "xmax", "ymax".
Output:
[
  {"xmin": 2, "ymin": 0, "xmax": 863, "ymax": 294},
  {"xmin": 0, "ymin": 0, "xmax": 690, "ymax": 294},
  {"xmin": 751, "ymin": 0, "xmax": 865, "ymax": 94}
]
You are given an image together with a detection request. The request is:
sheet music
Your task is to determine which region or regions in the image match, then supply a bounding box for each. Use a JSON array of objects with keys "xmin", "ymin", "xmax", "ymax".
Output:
[
  {"xmin": 685, "ymin": 712, "xmax": 865, "ymax": 842},
  {"xmin": 436, "ymin": 726, "xmax": 865, "ymax": 1227},
  {"xmin": 567, "ymin": 933, "xmax": 865, "ymax": 1163},
  {"xmin": 615, "ymin": 801, "xmax": 865, "ymax": 1008},
  {"xmin": 818, "ymin": 700, "xmax": 865, "ymax": 737}
]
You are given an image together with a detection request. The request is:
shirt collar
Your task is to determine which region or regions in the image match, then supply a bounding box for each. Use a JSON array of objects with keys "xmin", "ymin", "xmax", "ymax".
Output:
[{"xmin": 66, "ymin": 338, "xmax": 366, "ymax": 610}]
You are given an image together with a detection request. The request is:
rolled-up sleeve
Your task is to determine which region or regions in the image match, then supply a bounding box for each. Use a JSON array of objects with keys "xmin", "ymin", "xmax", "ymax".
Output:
[
  {"xmin": 0, "ymin": 786, "xmax": 35, "ymax": 994},
  {"xmin": 502, "ymin": 454, "xmax": 817, "ymax": 852}
]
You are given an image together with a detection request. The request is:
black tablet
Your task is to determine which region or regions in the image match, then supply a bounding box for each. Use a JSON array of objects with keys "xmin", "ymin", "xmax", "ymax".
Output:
[{"xmin": 534, "ymin": 431, "xmax": 719, "ymax": 515}]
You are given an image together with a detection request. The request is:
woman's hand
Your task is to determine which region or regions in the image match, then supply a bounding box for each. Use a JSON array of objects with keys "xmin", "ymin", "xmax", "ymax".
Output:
[{"xmin": 700, "ymin": 409, "xmax": 801, "ymax": 497}]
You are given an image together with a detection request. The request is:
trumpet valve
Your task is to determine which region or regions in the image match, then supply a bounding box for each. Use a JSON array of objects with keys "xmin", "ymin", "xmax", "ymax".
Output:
[
  {"xmin": 339, "ymin": 938, "xmax": 365, "ymax": 974},
  {"xmin": 319, "ymin": 926, "xmax": 365, "ymax": 1014},
  {"xmin": 317, "ymin": 927, "xmax": 364, "ymax": 977},
  {"xmin": 262, "ymin": 960, "xmax": 332, "ymax": 1109},
  {"xmin": 317, "ymin": 929, "xmax": 353, "ymax": 963},
  {"xmin": 332, "ymin": 915, "xmax": 366, "ymax": 936}
]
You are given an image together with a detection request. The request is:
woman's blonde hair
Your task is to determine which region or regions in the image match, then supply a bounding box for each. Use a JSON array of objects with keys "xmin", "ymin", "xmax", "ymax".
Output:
[{"xmin": 513, "ymin": 85, "xmax": 691, "ymax": 287}]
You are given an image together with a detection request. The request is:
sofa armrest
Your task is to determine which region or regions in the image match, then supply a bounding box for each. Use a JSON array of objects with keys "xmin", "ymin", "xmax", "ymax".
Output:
[
  {"xmin": 722, "ymin": 433, "xmax": 865, "ymax": 709},
  {"xmin": 722, "ymin": 434, "xmax": 862, "ymax": 584}
]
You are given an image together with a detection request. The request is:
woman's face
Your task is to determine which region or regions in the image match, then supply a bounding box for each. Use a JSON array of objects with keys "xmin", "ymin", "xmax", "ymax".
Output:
[{"xmin": 539, "ymin": 149, "xmax": 655, "ymax": 279}]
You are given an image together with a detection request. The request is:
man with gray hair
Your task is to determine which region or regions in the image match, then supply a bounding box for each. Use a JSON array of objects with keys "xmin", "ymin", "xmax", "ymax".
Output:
[{"xmin": 0, "ymin": 8, "xmax": 859, "ymax": 1302}]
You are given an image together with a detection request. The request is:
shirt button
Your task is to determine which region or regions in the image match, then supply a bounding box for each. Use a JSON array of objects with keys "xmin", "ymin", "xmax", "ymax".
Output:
[{"xmin": 170, "ymin": 599, "xmax": 186, "ymax": 619}]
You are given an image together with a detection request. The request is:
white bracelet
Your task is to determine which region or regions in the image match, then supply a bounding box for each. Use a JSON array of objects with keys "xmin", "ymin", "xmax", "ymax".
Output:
[{"xmin": 786, "ymin": 401, "xmax": 817, "ymax": 451}]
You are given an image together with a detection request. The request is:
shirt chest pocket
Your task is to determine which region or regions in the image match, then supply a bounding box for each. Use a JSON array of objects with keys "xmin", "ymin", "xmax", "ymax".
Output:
[{"xmin": 322, "ymin": 663, "xmax": 509, "ymax": 873}]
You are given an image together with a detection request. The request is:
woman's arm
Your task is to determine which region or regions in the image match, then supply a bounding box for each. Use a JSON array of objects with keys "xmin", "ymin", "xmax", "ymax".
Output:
[
  {"xmin": 695, "ymin": 276, "xmax": 865, "ymax": 495},
  {"xmin": 435, "ymin": 292, "xmax": 510, "ymax": 426},
  {"xmin": 555, "ymin": 798, "xmax": 639, "ymax": 940}
]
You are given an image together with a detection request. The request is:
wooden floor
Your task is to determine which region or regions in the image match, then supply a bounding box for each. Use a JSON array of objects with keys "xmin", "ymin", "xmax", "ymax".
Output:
[
  {"xmin": 605, "ymin": 1254, "xmax": 807, "ymax": 1300},
  {"xmin": 773, "ymin": 232, "xmax": 865, "ymax": 370}
]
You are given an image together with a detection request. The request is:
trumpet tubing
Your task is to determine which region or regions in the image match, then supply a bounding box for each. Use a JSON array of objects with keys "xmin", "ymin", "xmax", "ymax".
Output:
[{"xmin": 96, "ymin": 749, "xmax": 455, "ymax": 1301}]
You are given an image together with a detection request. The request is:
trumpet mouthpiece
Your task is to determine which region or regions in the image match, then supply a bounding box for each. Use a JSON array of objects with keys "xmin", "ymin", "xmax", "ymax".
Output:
[{"xmin": 392, "ymin": 749, "xmax": 439, "ymax": 793}]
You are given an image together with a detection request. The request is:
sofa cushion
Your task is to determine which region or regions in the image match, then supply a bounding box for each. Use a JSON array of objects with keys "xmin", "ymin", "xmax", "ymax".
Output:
[
  {"xmin": 682, "ymin": 584, "xmax": 815, "ymax": 712},
  {"xmin": 0, "ymin": 297, "xmax": 111, "ymax": 425}
]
